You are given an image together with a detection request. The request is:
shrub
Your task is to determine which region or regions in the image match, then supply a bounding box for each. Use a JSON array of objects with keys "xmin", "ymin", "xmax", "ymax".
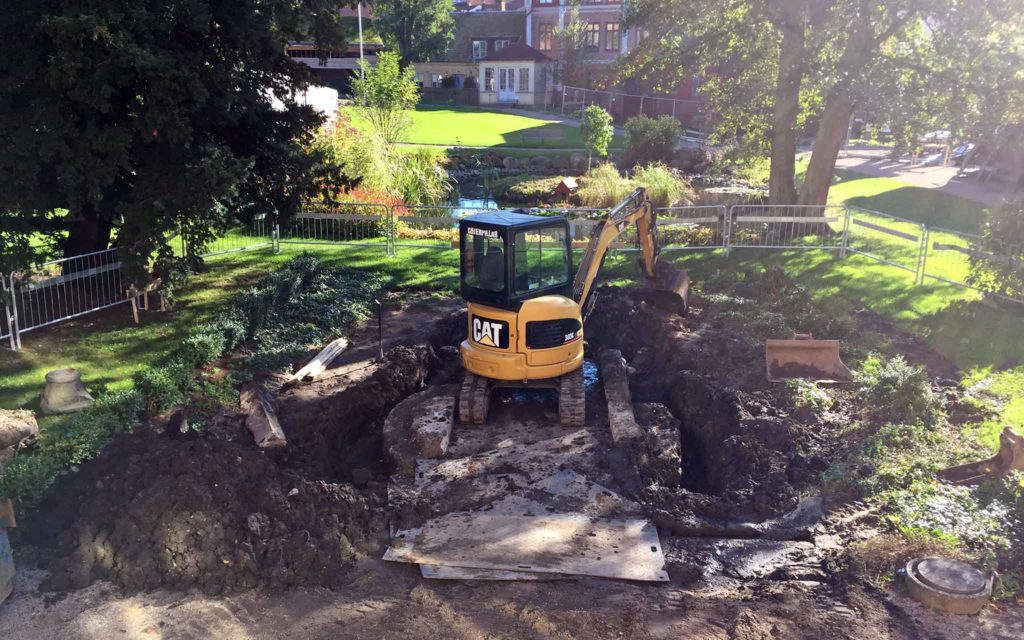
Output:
[
  {"xmin": 488, "ymin": 174, "xmax": 567, "ymax": 204},
  {"xmin": 784, "ymin": 379, "xmax": 832, "ymax": 414},
  {"xmin": 856, "ymin": 355, "xmax": 941, "ymax": 427},
  {"xmin": 578, "ymin": 164, "xmax": 635, "ymax": 208},
  {"xmin": 314, "ymin": 113, "xmax": 451, "ymax": 205},
  {"xmin": 133, "ymin": 362, "xmax": 193, "ymax": 413},
  {"xmin": 580, "ymin": 105, "xmax": 614, "ymax": 168},
  {"xmin": 821, "ymin": 421, "xmax": 944, "ymax": 498},
  {"xmin": 624, "ymin": 115, "xmax": 682, "ymax": 166},
  {"xmin": 967, "ymin": 198, "xmax": 1024, "ymax": 302},
  {"xmin": 633, "ymin": 163, "xmax": 694, "ymax": 207},
  {"xmin": 179, "ymin": 329, "xmax": 227, "ymax": 368}
]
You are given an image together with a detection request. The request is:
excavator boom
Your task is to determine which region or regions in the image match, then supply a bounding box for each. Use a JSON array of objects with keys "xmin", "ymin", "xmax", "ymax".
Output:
[{"xmin": 572, "ymin": 188, "xmax": 689, "ymax": 315}]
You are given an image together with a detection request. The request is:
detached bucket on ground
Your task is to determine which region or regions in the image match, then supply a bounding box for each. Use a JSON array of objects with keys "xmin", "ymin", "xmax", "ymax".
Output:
[{"xmin": 765, "ymin": 333, "xmax": 853, "ymax": 383}]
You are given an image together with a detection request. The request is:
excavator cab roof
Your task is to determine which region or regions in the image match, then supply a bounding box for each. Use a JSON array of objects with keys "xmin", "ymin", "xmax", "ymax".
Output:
[{"xmin": 459, "ymin": 211, "xmax": 573, "ymax": 310}]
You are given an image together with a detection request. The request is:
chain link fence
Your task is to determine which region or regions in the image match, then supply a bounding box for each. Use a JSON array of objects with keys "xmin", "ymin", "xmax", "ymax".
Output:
[{"xmin": 4, "ymin": 202, "xmax": 1021, "ymax": 350}]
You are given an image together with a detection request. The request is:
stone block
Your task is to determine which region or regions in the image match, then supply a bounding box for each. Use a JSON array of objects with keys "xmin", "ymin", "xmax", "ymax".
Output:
[{"xmin": 412, "ymin": 396, "xmax": 455, "ymax": 458}]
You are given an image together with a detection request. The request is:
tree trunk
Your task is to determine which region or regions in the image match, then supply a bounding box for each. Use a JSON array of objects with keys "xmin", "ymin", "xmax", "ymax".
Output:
[
  {"xmin": 768, "ymin": 0, "xmax": 807, "ymax": 205},
  {"xmin": 796, "ymin": 10, "xmax": 880, "ymax": 208},
  {"xmin": 798, "ymin": 91, "xmax": 854, "ymax": 207},
  {"xmin": 63, "ymin": 203, "xmax": 112, "ymax": 258}
]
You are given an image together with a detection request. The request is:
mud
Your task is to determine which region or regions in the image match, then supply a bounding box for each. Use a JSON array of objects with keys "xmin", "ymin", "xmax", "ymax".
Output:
[{"xmin": 17, "ymin": 299, "xmax": 454, "ymax": 595}]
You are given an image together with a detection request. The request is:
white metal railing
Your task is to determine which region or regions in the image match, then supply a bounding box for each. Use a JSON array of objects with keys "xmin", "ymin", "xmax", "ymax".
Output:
[
  {"xmin": 8, "ymin": 249, "xmax": 127, "ymax": 347},
  {"xmin": 727, "ymin": 204, "xmax": 846, "ymax": 250}
]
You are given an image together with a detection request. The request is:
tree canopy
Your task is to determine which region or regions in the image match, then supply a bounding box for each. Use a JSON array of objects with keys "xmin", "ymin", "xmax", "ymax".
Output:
[
  {"xmin": 351, "ymin": 51, "xmax": 420, "ymax": 146},
  {"xmin": 373, "ymin": 0, "xmax": 456, "ymax": 68},
  {"xmin": 621, "ymin": 0, "xmax": 1024, "ymax": 206},
  {"xmin": 580, "ymin": 105, "xmax": 615, "ymax": 169},
  {"xmin": 0, "ymin": 0, "xmax": 352, "ymax": 279}
]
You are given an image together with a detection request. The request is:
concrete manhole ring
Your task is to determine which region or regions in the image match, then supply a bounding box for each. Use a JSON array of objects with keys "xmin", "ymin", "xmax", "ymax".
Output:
[{"xmin": 905, "ymin": 556, "xmax": 992, "ymax": 615}]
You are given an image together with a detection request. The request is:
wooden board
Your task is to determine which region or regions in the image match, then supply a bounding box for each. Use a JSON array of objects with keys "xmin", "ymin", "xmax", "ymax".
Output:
[
  {"xmin": 385, "ymin": 512, "xmax": 669, "ymax": 582},
  {"xmin": 420, "ymin": 565, "xmax": 571, "ymax": 581}
]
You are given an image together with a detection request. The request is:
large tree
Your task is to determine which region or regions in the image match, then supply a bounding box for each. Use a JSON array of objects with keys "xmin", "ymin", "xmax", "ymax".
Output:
[
  {"xmin": 620, "ymin": 0, "xmax": 1022, "ymax": 206},
  {"xmin": 373, "ymin": 0, "xmax": 455, "ymax": 68},
  {"xmin": 0, "ymin": 1, "xmax": 351, "ymax": 278}
]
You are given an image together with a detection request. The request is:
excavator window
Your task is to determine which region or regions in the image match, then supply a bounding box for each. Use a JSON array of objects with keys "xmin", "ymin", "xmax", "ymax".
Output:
[
  {"xmin": 463, "ymin": 233, "xmax": 505, "ymax": 293},
  {"xmin": 513, "ymin": 226, "xmax": 569, "ymax": 295}
]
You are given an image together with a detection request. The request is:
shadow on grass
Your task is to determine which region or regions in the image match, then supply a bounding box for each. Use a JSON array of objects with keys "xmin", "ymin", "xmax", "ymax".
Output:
[{"xmin": 833, "ymin": 171, "xmax": 989, "ymax": 234}]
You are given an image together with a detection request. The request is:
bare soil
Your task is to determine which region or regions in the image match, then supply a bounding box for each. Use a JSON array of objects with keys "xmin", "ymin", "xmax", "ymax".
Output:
[{"xmin": 3, "ymin": 287, "xmax": 1022, "ymax": 639}]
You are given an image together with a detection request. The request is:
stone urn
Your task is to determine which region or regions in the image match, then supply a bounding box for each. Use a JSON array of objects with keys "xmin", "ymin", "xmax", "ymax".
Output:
[{"xmin": 40, "ymin": 368, "xmax": 95, "ymax": 415}]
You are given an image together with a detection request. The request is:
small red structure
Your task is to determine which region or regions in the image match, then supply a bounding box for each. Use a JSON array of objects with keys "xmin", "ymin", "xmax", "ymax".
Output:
[{"xmin": 553, "ymin": 177, "xmax": 578, "ymax": 202}]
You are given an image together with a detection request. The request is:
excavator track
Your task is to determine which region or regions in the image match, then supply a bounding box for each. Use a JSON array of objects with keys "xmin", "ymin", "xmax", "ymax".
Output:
[
  {"xmin": 459, "ymin": 372, "xmax": 492, "ymax": 425},
  {"xmin": 558, "ymin": 367, "xmax": 586, "ymax": 428}
]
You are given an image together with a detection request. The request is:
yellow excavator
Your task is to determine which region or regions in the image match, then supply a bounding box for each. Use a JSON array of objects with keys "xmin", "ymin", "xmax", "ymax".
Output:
[{"xmin": 457, "ymin": 188, "xmax": 690, "ymax": 427}]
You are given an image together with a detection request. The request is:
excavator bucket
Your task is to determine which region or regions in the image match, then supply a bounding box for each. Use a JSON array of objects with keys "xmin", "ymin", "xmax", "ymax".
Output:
[
  {"xmin": 765, "ymin": 333, "xmax": 853, "ymax": 383},
  {"xmin": 937, "ymin": 428, "xmax": 1024, "ymax": 485},
  {"xmin": 646, "ymin": 262, "xmax": 690, "ymax": 316}
]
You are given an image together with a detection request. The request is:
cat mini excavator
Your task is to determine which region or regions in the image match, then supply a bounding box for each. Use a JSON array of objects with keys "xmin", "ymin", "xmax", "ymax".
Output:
[{"xmin": 457, "ymin": 188, "xmax": 690, "ymax": 427}]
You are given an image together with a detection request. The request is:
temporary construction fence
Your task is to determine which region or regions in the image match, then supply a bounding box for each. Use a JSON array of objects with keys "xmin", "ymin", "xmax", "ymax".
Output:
[
  {"xmin": 4, "ymin": 203, "xmax": 1021, "ymax": 350},
  {"xmin": 560, "ymin": 86, "xmax": 703, "ymax": 133}
]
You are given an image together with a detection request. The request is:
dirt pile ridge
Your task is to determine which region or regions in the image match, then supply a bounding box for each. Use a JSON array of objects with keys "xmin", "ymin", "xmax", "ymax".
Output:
[{"xmin": 18, "ymin": 343, "xmax": 442, "ymax": 595}]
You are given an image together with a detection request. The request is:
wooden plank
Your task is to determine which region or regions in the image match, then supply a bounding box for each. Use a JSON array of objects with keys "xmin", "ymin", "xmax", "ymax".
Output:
[
  {"xmin": 852, "ymin": 218, "xmax": 919, "ymax": 242},
  {"xmin": 284, "ymin": 337, "xmax": 348, "ymax": 388},
  {"xmin": 384, "ymin": 513, "xmax": 669, "ymax": 582},
  {"xmin": 734, "ymin": 216, "xmax": 839, "ymax": 224},
  {"xmin": 240, "ymin": 383, "xmax": 286, "ymax": 448}
]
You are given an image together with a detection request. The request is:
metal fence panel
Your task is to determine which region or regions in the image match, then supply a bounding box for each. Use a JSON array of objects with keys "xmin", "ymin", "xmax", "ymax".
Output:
[
  {"xmin": 194, "ymin": 216, "xmax": 274, "ymax": 257},
  {"xmin": 656, "ymin": 206, "xmax": 728, "ymax": 251},
  {"xmin": 727, "ymin": 204, "xmax": 846, "ymax": 250},
  {"xmin": 281, "ymin": 203, "xmax": 391, "ymax": 251},
  {"xmin": 845, "ymin": 206, "xmax": 926, "ymax": 277},
  {"xmin": 922, "ymin": 226, "xmax": 1024, "ymax": 304},
  {"xmin": 10, "ymin": 249, "xmax": 128, "ymax": 337},
  {"xmin": 392, "ymin": 204, "xmax": 498, "ymax": 251}
]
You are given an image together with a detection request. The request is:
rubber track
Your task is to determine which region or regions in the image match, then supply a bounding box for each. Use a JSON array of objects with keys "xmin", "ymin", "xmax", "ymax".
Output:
[{"xmin": 558, "ymin": 367, "xmax": 586, "ymax": 427}]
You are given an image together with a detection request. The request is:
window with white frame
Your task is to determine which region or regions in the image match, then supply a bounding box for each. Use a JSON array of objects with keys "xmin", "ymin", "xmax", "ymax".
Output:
[
  {"xmin": 495, "ymin": 40, "xmax": 509, "ymax": 51},
  {"xmin": 519, "ymin": 68, "xmax": 530, "ymax": 92},
  {"xmin": 472, "ymin": 40, "xmax": 487, "ymax": 61},
  {"xmin": 484, "ymin": 67, "xmax": 494, "ymax": 91}
]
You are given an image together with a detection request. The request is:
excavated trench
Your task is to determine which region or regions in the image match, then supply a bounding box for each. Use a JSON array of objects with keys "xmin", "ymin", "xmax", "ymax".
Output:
[{"xmin": 18, "ymin": 286, "xmax": 833, "ymax": 596}]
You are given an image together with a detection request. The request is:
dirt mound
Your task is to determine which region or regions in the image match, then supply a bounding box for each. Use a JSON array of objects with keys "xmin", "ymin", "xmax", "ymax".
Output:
[{"xmin": 19, "ymin": 345, "xmax": 444, "ymax": 595}]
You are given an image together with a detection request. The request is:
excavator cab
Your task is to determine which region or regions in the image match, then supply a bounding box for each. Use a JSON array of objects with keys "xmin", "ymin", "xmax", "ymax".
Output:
[{"xmin": 460, "ymin": 212, "xmax": 573, "ymax": 311}]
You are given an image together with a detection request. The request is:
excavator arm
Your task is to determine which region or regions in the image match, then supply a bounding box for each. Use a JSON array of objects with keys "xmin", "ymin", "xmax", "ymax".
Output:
[{"xmin": 571, "ymin": 188, "xmax": 688, "ymax": 316}]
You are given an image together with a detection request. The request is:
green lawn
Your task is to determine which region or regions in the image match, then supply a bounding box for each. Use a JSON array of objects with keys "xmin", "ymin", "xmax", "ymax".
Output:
[
  {"xmin": 346, "ymin": 104, "xmax": 625, "ymax": 150},
  {"xmin": 0, "ymin": 244, "xmax": 458, "ymax": 417},
  {"xmin": 828, "ymin": 170, "xmax": 988, "ymax": 234}
]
